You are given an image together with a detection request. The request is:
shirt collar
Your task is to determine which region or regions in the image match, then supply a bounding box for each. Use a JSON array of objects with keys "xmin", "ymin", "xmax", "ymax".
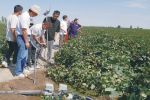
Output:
[{"xmin": 24, "ymin": 11, "xmax": 30, "ymax": 19}]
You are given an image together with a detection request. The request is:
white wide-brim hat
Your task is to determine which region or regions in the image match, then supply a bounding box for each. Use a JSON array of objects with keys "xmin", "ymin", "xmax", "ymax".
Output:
[{"xmin": 30, "ymin": 5, "xmax": 41, "ymax": 15}]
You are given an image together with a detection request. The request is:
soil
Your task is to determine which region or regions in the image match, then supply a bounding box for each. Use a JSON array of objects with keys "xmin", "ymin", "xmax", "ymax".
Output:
[
  {"xmin": 0, "ymin": 70, "xmax": 58, "ymax": 100},
  {"xmin": 0, "ymin": 70, "xmax": 112, "ymax": 100}
]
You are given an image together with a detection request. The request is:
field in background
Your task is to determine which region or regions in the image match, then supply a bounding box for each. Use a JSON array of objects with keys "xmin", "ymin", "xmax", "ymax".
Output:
[
  {"xmin": 0, "ymin": 24, "xmax": 150, "ymax": 99},
  {"xmin": 0, "ymin": 22, "xmax": 6, "ymax": 63},
  {"xmin": 82, "ymin": 27, "xmax": 150, "ymax": 44},
  {"xmin": 48, "ymin": 27, "xmax": 150, "ymax": 99}
]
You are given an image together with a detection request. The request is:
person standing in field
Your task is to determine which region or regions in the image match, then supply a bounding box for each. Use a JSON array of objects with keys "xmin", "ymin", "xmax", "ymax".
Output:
[
  {"xmin": 43, "ymin": 10, "xmax": 60, "ymax": 63},
  {"xmin": 15, "ymin": 5, "xmax": 40, "ymax": 77},
  {"xmin": 69, "ymin": 18, "xmax": 82, "ymax": 38},
  {"xmin": 2, "ymin": 5, "xmax": 23, "ymax": 68},
  {"xmin": 65, "ymin": 20, "xmax": 71, "ymax": 42},
  {"xmin": 59, "ymin": 15, "xmax": 68, "ymax": 47},
  {"xmin": 29, "ymin": 22, "xmax": 51, "ymax": 70}
]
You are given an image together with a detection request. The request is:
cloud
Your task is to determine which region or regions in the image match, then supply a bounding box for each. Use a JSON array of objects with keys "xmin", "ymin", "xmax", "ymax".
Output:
[{"xmin": 127, "ymin": 2, "xmax": 146, "ymax": 8}]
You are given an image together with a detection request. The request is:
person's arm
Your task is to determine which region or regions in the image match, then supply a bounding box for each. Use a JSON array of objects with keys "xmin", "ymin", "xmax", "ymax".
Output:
[
  {"xmin": 78, "ymin": 24, "xmax": 82, "ymax": 30},
  {"xmin": 20, "ymin": 16, "xmax": 30, "ymax": 48},
  {"xmin": 40, "ymin": 35, "xmax": 46, "ymax": 46},
  {"xmin": 22, "ymin": 28, "xmax": 30, "ymax": 48},
  {"xmin": 78, "ymin": 24, "xmax": 82, "ymax": 27},
  {"xmin": 31, "ymin": 28, "xmax": 43, "ymax": 45},
  {"xmin": 10, "ymin": 16, "xmax": 18, "ymax": 42},
  {"xmin": 10, "ymin": 28, "xmax": 17, "ymax": 41},
  {"xmin": 32, "ymin": 34, "xmax": 41, "ymax": 44},
  {"xmin": 78, "ymin": 24, "xmax": 82, "ymax": 29},
  {"xmin": 77, "ymin": 24, "xmax": 82, "ymax": 32}
]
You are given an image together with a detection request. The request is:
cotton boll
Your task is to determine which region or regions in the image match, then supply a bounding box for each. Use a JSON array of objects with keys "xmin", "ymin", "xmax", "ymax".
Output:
[{"xmin": 66, "ymin": 93, "xmax": 73, "ymax": 100}]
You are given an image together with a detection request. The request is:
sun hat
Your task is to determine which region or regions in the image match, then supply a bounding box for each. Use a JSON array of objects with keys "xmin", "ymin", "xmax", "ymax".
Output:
[{"xmin": 30, "ymin": 5, "xmax": 41, "ymax": 15}]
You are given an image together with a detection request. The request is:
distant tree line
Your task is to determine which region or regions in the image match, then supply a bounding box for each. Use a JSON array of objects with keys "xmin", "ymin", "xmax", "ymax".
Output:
[{"xmin": 117, "ymin": 25, "xmax": 143, "ymax": 29}]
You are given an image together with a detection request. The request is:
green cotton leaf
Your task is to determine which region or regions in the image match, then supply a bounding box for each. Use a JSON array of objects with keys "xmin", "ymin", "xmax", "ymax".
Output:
[{"xmin": 48, "ymin": 28, "xmax": 150, "ymax": 96}]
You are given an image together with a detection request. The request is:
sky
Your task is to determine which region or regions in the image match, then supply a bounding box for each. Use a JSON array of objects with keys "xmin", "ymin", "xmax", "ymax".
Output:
[{"xmin": 0, "ymin": 0, "xmax": 150, "ymax": 29}]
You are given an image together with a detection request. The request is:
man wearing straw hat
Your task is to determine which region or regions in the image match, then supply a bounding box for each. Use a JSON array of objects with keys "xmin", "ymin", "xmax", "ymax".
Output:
[{"xmin": 15, "ymin": 5, "xmax": 40, "ymax": 78}]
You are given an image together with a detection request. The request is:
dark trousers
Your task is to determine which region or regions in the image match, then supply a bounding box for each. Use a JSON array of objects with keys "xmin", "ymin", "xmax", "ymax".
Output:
[
  {"xmin": 5, "ymin": 41, "xmax": 18, "ymax": 64},
  {"xmin": 26, "ymin": 42, "xmax": 36, "ymax": 67},
  {"xmin": 31, "ymin": 44, "xmax": 36, "ymax": 64}
]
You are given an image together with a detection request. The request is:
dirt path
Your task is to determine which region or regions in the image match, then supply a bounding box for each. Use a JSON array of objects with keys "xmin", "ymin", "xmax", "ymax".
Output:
[{"xmin": 0, "ymin": 70, "xmax": 59, "ymax": 100}]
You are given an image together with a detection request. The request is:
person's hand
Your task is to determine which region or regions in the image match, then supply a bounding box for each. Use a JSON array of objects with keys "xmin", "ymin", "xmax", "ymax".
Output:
[
  {"xmin": 43, "ymin": 43, "xmax": 47, "ymax": 48},
  {"xmin": 25, "ymin": 42, "xmax": 30, "ymax": 48},
  {"xmin": 40, "ymin": 42, "xmax": 46, "ymax": 47},
  {"xmin": 43, "ymin": 43, "xmax": 46, "ymax": 46},
  {"xmin": 13, "ymin": 37, "xmax": 17, "ymax": 42}
]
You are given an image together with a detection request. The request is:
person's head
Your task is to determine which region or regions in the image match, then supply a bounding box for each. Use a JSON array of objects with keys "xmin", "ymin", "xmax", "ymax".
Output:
[
  {"xmin": 29, "ymin": 5, "xmax": 40, "ymax": 17},
  {"xmin": 42, "ymin": 22, "xmax": 51, "ymax": 30},
  {"xmin": 14, "ymin": 5, "xmax": 23, "ymax": 16},
  {"xmin": 74, "ymin": 18, "xmax": 79, "ymax": 24},
  {"xmin": 63, "ymin": 15, "xmax": 68, "ymax": 21},
  {"xmin": 52, "ymin": 10, "xmax": 60, "ymax": 20}
]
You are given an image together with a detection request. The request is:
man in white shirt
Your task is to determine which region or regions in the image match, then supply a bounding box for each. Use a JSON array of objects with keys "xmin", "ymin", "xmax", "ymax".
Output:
[
  {"xmin": 30, "ymin": 23, "xmax": 50, "ymax": 46},
  {"xmin": 59, "ymin": 15, "xmax": 68, "ymax": 47},
  {"xmin": 2, "ymin": 5, "xmax": 23, "ymax": 68},
  {"xmin": 29, "ymin": 23, "xmax": 50, "ymax": 70},
  {"xmin": 15, "ymin": 5, "xmax": 40, "ymax": 77}
]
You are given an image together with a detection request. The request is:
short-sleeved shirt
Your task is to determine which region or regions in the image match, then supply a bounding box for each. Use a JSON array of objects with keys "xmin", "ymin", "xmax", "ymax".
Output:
[
  {"xmin": 6, "ymin": 14, "xmax": 19, "ymax": 41},
  {"xmin": 16, "ymin": 11, "xmax": 31, "ymax": 36},
  {"xmin": 60, "ymin": 20, "xmax": 68, "ymax": 35},
  {"xmin": 70, "ymin": 22, "xmax": 81, "ymax": 35},
  {"xmin": 30, "ymin": 24, "xmax": 45, "ymax": 38},
  {"xmin": 43, "ymin": 17, "xmax": 60, "ymax": 41}
]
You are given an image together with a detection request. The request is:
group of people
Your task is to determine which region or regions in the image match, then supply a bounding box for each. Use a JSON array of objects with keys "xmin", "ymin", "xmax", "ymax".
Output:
[{"xmin": 2, "ymin": 4, "xmax": 82, "ymax": 78}]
